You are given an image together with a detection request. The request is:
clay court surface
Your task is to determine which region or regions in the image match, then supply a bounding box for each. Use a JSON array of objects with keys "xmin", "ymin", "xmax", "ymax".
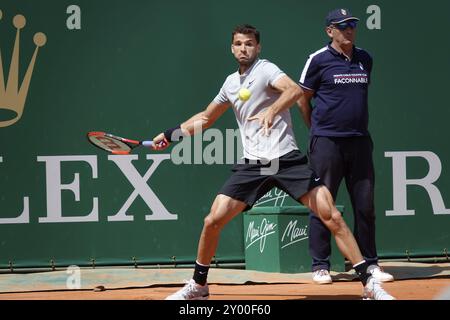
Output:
[
  {"xmin": 0, "ymin": 261, "xmax": 449, "ymax": 300},
  {"xmin": 0, "ymin": 278, "xmax": 448, "ymax": 300}
]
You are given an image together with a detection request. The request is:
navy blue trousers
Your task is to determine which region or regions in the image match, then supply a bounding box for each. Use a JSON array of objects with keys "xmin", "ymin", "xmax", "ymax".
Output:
[{"xmin": 308, "ymin": 136, "xmax": 378, "ymax": 271}]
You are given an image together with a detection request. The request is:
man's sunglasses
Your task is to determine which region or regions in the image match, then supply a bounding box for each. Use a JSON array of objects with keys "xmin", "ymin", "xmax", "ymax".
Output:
[{"xmin": 331, "ymin": 20, "xmax": 358, "ymax": 30}]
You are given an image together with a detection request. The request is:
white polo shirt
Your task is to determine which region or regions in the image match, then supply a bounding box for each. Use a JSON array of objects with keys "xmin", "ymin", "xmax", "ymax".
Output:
[{"xmin": 214, "ymin": 59, "xmax": 298, "ymax": 161}]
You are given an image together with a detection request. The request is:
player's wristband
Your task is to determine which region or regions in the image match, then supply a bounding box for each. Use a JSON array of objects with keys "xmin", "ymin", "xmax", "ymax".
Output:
[{"xmin": 164, "ymin": 125, "xmax": 182, "ymax": 143}]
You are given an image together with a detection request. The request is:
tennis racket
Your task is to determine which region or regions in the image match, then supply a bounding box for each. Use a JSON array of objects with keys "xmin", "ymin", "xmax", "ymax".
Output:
[{"xmin": 87, "ymin": 131, "xmax": 166, "ymax": 155}]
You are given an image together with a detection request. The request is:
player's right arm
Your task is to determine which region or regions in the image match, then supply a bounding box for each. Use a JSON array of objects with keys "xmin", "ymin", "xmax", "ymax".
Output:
[
  {"xmin": 296, "ymin": 89, "xmax": 314, "ymax": 129},
  {"xmin": 181, "ymin": 101, "xmax": 230, "ymax": 135},
  {"xmin": 152, "ymin": 101, "xmax": 230, "ymax": 150}
]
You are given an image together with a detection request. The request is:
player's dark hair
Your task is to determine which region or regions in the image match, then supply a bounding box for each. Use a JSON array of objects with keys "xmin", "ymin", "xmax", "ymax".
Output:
[{"xmin": 232, "ymin": 24, "xmax": 260, "ymax": 44}]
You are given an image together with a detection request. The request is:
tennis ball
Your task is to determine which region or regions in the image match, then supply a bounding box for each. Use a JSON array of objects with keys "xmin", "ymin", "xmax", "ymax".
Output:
[{"xmin": 238, "ymin": 88, "xmax": 252, "ymax": 101}]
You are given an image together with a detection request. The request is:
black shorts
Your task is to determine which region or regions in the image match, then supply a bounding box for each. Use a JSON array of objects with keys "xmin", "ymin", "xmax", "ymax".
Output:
[{"xmin": 218, "ymin": 150, "xmax": 323, "ymax": 209}]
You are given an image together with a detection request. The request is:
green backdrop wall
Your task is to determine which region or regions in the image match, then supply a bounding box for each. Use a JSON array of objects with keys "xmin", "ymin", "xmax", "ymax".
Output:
[{"xmin": 0, "ymin": 0, "xmax": 448, "ymax": 268}]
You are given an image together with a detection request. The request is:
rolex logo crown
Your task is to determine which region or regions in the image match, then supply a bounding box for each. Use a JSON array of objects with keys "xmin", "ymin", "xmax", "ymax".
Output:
[{"xmin": 0, "ymin": 9, "xmax": 46, "ymax": 128}]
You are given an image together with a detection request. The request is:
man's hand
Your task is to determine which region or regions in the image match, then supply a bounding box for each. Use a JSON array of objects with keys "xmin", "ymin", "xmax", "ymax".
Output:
[
  {"xmin": 152, "ymin": 133, "xmax": 169, "ymax": 151},
  {"xmin": 247, "ymin": 108, "xmax": 276, "ymax": 136}
]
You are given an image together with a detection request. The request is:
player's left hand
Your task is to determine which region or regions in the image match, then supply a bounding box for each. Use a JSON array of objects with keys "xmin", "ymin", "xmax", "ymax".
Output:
[{"xmin": 247, "ymin": 109, "xmax": 276, "ymax": 136}]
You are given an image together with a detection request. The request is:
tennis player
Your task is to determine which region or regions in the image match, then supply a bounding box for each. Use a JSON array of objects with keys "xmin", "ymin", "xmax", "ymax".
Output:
[{"xmin": 152, "ymin": 24, "xmax": 395, "ymax": 300}]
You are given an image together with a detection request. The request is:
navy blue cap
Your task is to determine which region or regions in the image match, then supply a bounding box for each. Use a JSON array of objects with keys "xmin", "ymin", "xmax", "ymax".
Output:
[{"xmin": 325, "ymin": 8, "xmax": 359, "ymax": 26}]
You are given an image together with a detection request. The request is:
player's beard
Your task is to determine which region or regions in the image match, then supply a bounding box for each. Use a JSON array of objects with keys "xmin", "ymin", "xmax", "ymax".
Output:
[{"xmin": 237, "ymin": 56, "xmax": 257, "ymax": 68}]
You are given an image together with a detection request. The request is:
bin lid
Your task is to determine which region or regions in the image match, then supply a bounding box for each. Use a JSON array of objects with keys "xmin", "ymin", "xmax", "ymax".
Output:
[{"xmin": 245, "ymin": 205, "xmax": 344, "ymax": 215}]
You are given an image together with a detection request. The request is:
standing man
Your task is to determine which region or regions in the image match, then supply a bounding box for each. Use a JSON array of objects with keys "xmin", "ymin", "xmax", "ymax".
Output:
[
  {"xmin": 297, "ymin": 8, "xmax": 394, "ymax": 285},
  {"xmin": 153, "ymin": 24, "xmax": 394, "ymax": 300}
]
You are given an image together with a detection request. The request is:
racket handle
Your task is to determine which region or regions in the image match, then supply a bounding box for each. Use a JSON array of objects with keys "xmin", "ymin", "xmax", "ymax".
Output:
[{"xmin": 141, "ymin": 141, "xmax": 154, "ymax": 147}]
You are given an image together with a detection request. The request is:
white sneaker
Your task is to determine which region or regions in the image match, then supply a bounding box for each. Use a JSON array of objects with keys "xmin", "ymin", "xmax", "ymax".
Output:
[
  {"xmin": 165, "ymin": 279, "xmax": 209, "ymax": 300},
  {"xmin": 312, "ymin": 269, "xmax": 332, "ymax": 284},
  {"xmin": 363, "ymin": 276, "xmax": 396, "ymax": 300},
  {"xmin": 368, "ymin": 265, "xmax": 394, "ymax": 282}
]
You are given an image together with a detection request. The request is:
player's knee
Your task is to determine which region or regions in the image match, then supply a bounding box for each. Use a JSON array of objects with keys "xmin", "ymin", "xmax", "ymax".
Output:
[
  {"xmin": 331, "ymin": 210, "xmax": 344, "ymax": 223},
  {"xmin": 331, "ymin": 211, "xmax": 351, "ymax": 235},
  {"xmin": 203, "ymin": 214, "xmax": 224, "ymax": 232},
  {"xmin": 322, "ymin": 209, "xmax": 345, "ymax": 234}
]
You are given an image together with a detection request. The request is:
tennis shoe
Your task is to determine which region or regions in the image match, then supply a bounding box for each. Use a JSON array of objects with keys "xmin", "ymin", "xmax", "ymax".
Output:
[
  {"xmin": 367, "ymin": 265, "xmax": 394, "ymax": 282},
  {"xmin": 165, "ymin": 279, "xmax": 209, "ymax": 300},
  {"xmin": 363, "ymin": 276, "xmax": 395, "ymax": 300},
  {"xmin": 312, "ymin": 269, "xmax": 333, "ymax": 284}
]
